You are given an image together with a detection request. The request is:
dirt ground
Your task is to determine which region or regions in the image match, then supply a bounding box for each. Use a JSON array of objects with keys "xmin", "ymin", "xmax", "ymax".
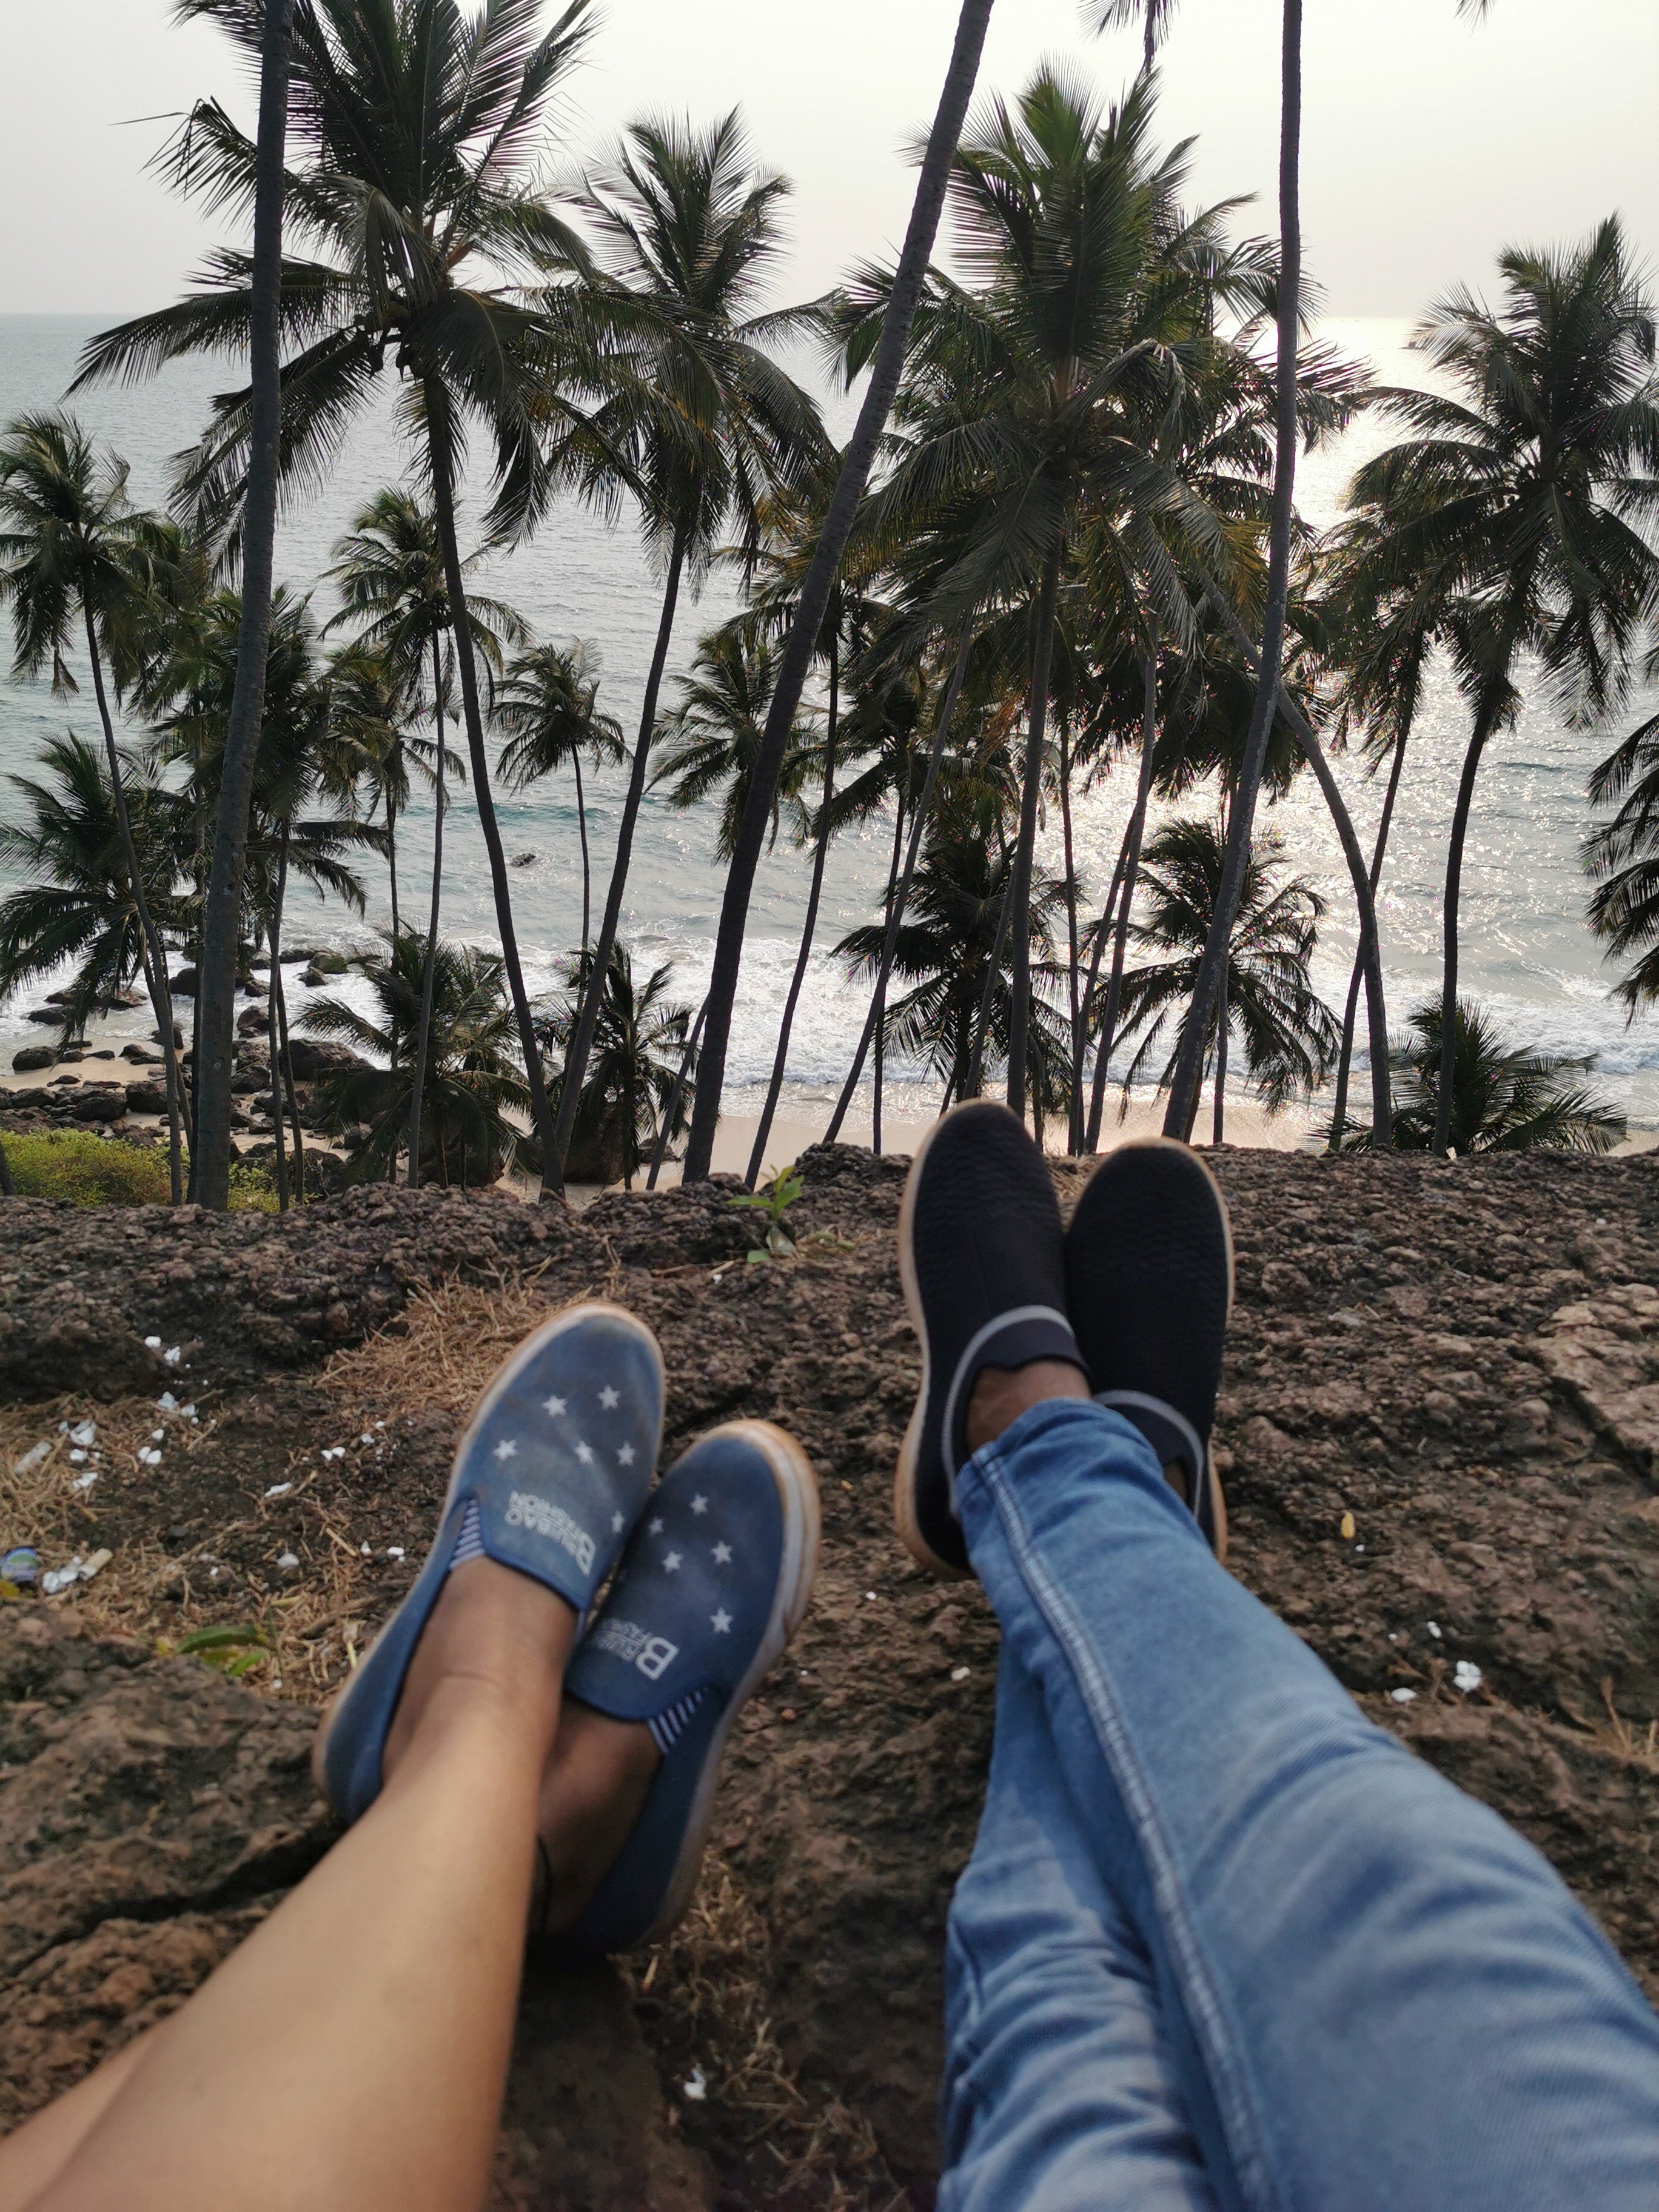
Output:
[{"xmin": 2, "ymin": 1143, "xmax": 1658, "ymax": 2208}]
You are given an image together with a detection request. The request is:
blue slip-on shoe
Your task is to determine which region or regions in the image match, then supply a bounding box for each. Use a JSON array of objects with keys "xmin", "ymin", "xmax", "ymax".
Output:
[
  {"xmin": 313, "ymin": 1301, "xmax": 665, "ymax": 1825},
  {"xmin": 543, "ymin": 1420, "xmax": 820, "ymax": 1957},
  {"xmin": 896, "ymin": 1101, "xmax": 1085, "ymax": 1577}
]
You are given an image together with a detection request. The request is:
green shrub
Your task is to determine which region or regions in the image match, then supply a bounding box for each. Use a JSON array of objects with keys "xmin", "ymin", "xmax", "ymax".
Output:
[{"xmin": 6, "ymin": 1131, "xmax": 280, "ymax": 1210}]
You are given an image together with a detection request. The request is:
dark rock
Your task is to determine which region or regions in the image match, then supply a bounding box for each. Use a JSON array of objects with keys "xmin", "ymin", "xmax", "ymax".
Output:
[
  {"xmin": 236, "ymin": 1005, "xmax": 271, "ymax": 1037},
  {"xmin": 89, "ymin": 1049, "xmax": 116, "ymax": 1060},
  {"xmin": 300, "ymin": 967, "xmax": 326, "ymax": 990},
  {"xmin": 125, "ymin": 1081, "xmax": 170, "ymax": 1114},
  {"xmin": 12, "ymin": 1047, "xmax": 56, "ymax": 1073},
  {"xmin": 153, "ymin": 1027, "xmax": 184, "ymax": 1049},
  {"xmin": 120, "ymin": 1043, "xmax": 161, "ymax": 1065},
  {"xmin": 310, "ymin": 950, "xmax": 349, "ymax": 976},
  {"xmin": 286, "ymin": 1038, "xmax": 366, "ymax": 1083},
  {"xmin": 25, "ymin": 1008, "xmax": 64, "ymax": 1027},
  {"xmin": 169, "ymin": 966, "xmax": 198, "ymax": 995},
  {"xmin": 70, "ymin": 1089, "xmax": 127, "ymax": 1125},
  {"xmin": 510, "ymin": 851, "xmax": 538, "ymax": 868}
]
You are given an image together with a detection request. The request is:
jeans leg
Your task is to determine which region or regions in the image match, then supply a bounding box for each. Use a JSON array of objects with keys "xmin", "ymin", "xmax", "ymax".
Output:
[
  {"xmin": 957, "ymin": 1398, "xmax": 1659, "ymax": 2212},
  {"xmin": 940, "ymin": 1641, "xmax": 1218, "ymax": 2212}
]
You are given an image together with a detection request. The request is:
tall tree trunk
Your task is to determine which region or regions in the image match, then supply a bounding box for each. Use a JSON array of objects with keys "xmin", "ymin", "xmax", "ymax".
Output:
[
  {"xmin": 424, "ymin": 380, "xmax": 556, "ymax": 1192},
  {"xmin": 84, "ymin": 610, "xmax": 183, "ymax": 1204},
  {"xmin": 1076, "ymin": 816, "xmax": 1133, "ymax": 1151},
  {"xmin": 1201, "ymin": 578, "xmax": 1392, "ymax": 1147},
  {"xmin": 386, "ymin": 787, "xmax": 400, "ymax": 939},
  {"xmin": 1007, "ymin": 546, "xmax": 1063, "ymax": 1122},
  {"xmin": 1059, "ymin": 716, "xmax": 1084, "ymax": 1152},
  {"xmin": 267, "ymin": 833, "xmax": 290, "ymax": 1212},
  {"xmin": 408, "ymin": 634, "xmax": 447, "ymax": 1189},
  {"xmin": 1212, "ymin": 965, "xmax": 1229, "ymax": 1146},
  {"xmin": 1435, "ymin": 705, "xmax": 1501, "ymax": 1156},
  {"xmin": 572, "ymin": 751, "xmax": 591, "ymax": 956},
  {"xmin": 746, "ymin": 632, "xmax": 840, "ymax": 1187},
  {"xmin": 1164, "ymin": 0, "xmax": 1302, "ymax": 1142},
  {"xmin": 871, "ymin": 791, "xmax": 907, "ymax": 1156},
  {"xmin": 1087, "ymin": 627, "xmax": 1160, "ymax": 1153},
  {"xmin": 1329, "ymin": 729, "xmax": 1407, "ymax": 1148},
  {"xmin": 549, "ymin": 520, "xmax": 689, "ymax": 1196},
  {"xmin": 1144, "ymin": 0, "xmax": 1158, "ymax": 74},
  {"xmin": 825, "ymin": 624, "xmax": 974, "ymax": 1145},
  {"xmin": 965, "ymin": 866, "xmax": 1016, "ymax": 1099},
  {"xmin": 275, "ymin": 959, "xmax": 304, "ymax": 1202},
  {"xmin": 647, "ymin": 996, "xmax": 706, "ymax": 1190},
  {"xmin": 683, "ymin": 0, "xmax": 997, "ymax": 1182},
  {"xmin": 194, "ymin": 0, "xmax": 292, "ymax": 1210}
]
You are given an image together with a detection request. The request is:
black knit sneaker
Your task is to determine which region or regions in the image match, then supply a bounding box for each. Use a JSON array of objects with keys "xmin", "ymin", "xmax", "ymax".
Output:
[
  {"xmin": 896, "ymin": 1101, "xmax": 1085, "ymax": 1576},
  {"xmin": 1064, "ymin": 1138, "xmax": 1234, "ymax": 1558}
]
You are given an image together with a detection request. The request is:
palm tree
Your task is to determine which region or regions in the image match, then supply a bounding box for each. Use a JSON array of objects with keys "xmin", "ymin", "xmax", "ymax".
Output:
[
  {"xmin": 0, "ymin": 411, "xmax": 187, "ymax": 1198},
  {"xmin": 541, "ymin": 944, "xmax": 696, "ymax": 1188},
  {"xmin": 683, "ymin": 0, "xmax": 996, "ymax": 1183},
  {"xmin": 75, "ymin": 0, "xmax": 607, "ymax": 1198},
  {"xmin": 546, "ymin": 109, "xmax": 828, "ymax": 1193},
  {"xmin": 495, "ymin": 641, "xmax": 624, "ymax": 956},
  {"xmin": 1111, "ymin": 814, "xmax": 1338, "ymax": 1138},
  {"xmin": 1087, "ymin": 0, "xmax": 1179, "ymax": 75},
  {"xmin": 1355, "ymin": 999, "xmax": 1624, "ymax": 1156},
  {"xmin": 1339, "ymin": 220, "xmax": 1659, "ymax": 1153},
  {"xmin": 305, "ymin": 936, "xmax": 531, "ymax": 1190},
  {"xmin": 0, "ymin": 734, "xmax": 186, "ymax": 1050},
  {"xmin": 653, "ymin": 619, "xmax": 809, "ymax": 862},
  {"xmin": 1584, "ymin": 698, "xmax": 1659, "ymax": 1013},
  {"xmin": 187, "ymin": 0, "xmax": 293, "ymax": 1213}
]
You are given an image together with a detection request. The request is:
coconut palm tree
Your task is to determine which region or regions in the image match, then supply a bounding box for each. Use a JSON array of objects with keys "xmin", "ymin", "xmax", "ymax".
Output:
[
  {"xmin": 304, "ymin": 936, "xmax": 531, "ymax": 1190},
  {"xmin": 541, "ymin": 944, "xmax": 696, "ymax": 1188},
  {"xmin": 75, "ymin": 0, "xmax": 608, "ymax": 1197},
  {"xmin": 1087, "ymin": 0, "xmax": 1179, "ymax": 75},
  {"xmin": 545, "ymin": 109, "xmax": 829, "ymax": 1193},
  {"xmin": 1111, "ymin": 813, "xmax": 1337, "ymax": 1136},
  {"xmin": 652, "ymin": 619, "xmax": 809, "ymax": 862},
  {"xmin": 683, "ymin": 0, "xmax": 996, "ymax": 1183},
  {"xmin": 1361, "ymin": 999, "xmax": 1624, "ymax": 1156},
  {"xmin": 1328, "ymin": 219, "xmax": 1659, "ymax": 1153},
  {"xmin": 1583, "ymin": 699, "xmax": 1659, "ymax": 1014},
  {"xmin": 495, "ymin": 641, "xmax": 624, "ymax": 956},
  {"xmin": 0, "ymin": 411, "xmax": 187, "ymax": 1196}
]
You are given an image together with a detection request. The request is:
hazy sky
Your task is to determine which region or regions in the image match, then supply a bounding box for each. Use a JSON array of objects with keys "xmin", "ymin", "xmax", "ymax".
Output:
[{"xmin": 1, "ymin": 0, "xmax": 1654, "ymax": 320}]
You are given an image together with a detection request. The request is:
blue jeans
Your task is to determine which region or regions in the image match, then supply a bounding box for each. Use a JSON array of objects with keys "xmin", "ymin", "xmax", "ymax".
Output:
[{"xmin": 940, "ymin": 1401, "xmax": 1659, "ymax": 2212}]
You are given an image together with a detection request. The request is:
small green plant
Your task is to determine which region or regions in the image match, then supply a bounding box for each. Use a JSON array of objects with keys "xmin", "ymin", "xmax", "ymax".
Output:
[
  {"xmin": 172, "ymin": 1623, "xmax": 273, "ymax": 1680},
  {"xmin": 730, "ymin": 1165, "xmax": 804, "ymax": 1262}
]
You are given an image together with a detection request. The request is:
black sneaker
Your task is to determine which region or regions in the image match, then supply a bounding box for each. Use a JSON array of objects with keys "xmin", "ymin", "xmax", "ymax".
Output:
[
  {"xmin": 896, "ymin": 1102, "xmax": 1084, "ymax": 1576},
  {"xmin": 1064, "ymin": 1138, "xmax": 1234, "ymax": 1557}
]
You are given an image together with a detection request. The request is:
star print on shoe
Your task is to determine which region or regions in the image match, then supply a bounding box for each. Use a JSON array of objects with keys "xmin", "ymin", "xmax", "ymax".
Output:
[
  {"xmin": 543, "ymin": 1422, "xmax": 820, "ymax": 1959},
  {"xmin": 313, "ymin": 1303, "xmax": 666, "ymax": 1828},
  {"xmin": 600, "ymin": 1386, "xmax": 621, "ymax": 1410}
]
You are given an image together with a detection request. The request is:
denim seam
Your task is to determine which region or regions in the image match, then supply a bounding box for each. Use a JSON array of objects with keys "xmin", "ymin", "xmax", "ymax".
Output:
[{"xmin": 973, "ymin": 1429, "xmax": 1282, "ymax": 2212}]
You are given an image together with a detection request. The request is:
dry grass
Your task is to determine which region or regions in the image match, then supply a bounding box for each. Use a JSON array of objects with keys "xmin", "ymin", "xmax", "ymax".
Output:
[
  {"xmin": 622, "ymin": 1866, "xmax": 906, "ymax": 2212},
  {"xmin": 319, "ymin": 1269, "xmax": 579, "ymax": 1430}
]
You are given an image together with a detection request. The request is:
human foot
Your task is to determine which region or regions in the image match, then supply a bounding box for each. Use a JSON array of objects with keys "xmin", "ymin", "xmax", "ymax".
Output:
[
  {"xmin": 534, "ymin": 1421, "xmax": 820, "ymax": 1955},
  {"xmin": 313, "ymin": 1302, "xmax": 666, "ymax": 1823},
  {"xmin": 895, "ymin": 1101, "xmax": 1086, "ymax": 1575},
  {"xmin": 1064, "ymin": 1139, "xmax": 1234, "ymax": 1556}
]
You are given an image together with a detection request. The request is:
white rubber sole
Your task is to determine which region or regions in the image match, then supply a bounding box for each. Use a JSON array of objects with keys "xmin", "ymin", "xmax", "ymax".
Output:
[
  {"xmin": 630, "ymin": 1419, "xmax": 822, "ymax": 1948},
  {"xmin": 310, "ymin": 1300, "xmax": 666, "ymax": 1805}
]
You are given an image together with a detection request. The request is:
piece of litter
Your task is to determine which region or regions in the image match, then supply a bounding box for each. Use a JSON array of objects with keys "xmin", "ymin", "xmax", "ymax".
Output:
[
  {"xmin": 138, "ymin": 1447, "xmax": 163, "ymax": 1467},
  {"xmin": 386, "ymin": 1546, "xmax": 405, "ymax": 1560},
  {"xmin": 69, "ymin": 1449, "xmax": 87, "ymax": 1466},
  {"xmin": 157, "ymin": 1391, "xmax": 179, "ymax": 1412},
  {"xmin": 682, "ymin": 2066, "xmax": 708, "ymax": 2103},
  {"xmin": 1339, "ymin": 1512, "xmax": 1355, "ymax": 1541},
  {"xmin": 150, "ymin": 1430, "xmax": 164, "ymax": 1444},
  {"xmin": 264, "ymin": 1483, "xmax": 293, "ymax": 1500},
  {"xmin": 2, "ymin": 1547, "xmax": 40, "ymax": 1586},
  {"xmin": 144, "ymin": 1335, "xmax": 162, "ymax": 1350},
  {"xmin": 1389, "ymin": 1687, "xmax": 1417, "ymax": 1704},
  {"xmin": 360, "ymin": 1542, "xmax": 372, "ymax": 1557},
  {"xmin": 1453, "ymin": 1660, "xmax": 1483, "ymax": 1694},
  {"xmin": 13, "ymin": 1440, "xmax": 52, "ymax": 1478},
  {"xmin": 40, "ymin": 1550, "xmax": 110, "ymax": 1598},
  {"xmin": 69, "ymin": 1420, "xmax": 97, "ymax": 1449},
  {"xmin": 163, "ymin": 1347, "xmax": 182, "ymax": 1367},
  {"xmin": 209, "ymin": 1566, "xmax": 221, "ymax": 1580},
  {"xmin": 1426, "ymin": 1621, "xmax": 1442, "ymax": 1640},
  {"xmin": 183, "ymin": 1406, "xmax": 198, "ymax": 1421},
  {"xmin": 276, "ymin": 1552, "xmax": 300, "ymax": 1570},
  {"xmin": 865, "ymin": 1591, "xmax": 878, "ymax": 1602},
  {"xmin": 361, "ymin": 1432, "xmax": 374, "ymax": 1444},
  {"xmin": 950, "ymin": 1666, "xmax": 970, "ymax": 1683},
  {"xmin": 321, "ymin": 1446, "xmax": 346, "ymax": 1462},
  {"xmin": 71, "ymin": 1472, "xmax": 99, "ymax": 1494}
]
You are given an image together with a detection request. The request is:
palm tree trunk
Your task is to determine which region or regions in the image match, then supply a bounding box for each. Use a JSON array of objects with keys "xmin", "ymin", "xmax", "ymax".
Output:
[
  {"xmin": 873, "ymin": 791, "xmax": 907, "ymax": 1157},
  {"xmin": 572, "ymin": 751, "xmax": 591, "ymax": 956},
  {"xmin": 825, "ymin": 622, "xmax": 974, "ymax": 1144},
  {"xmin": 549, "ymin": 518, "xmax": 690, "ymax": 1196},
  {"xmin": 683, "ymin": 0, "xmax": 996, "ymax": 1184},
  {"xmin": 1059, "ymin": 716, "xmax": 1084, "ymax": 1151},
  {"xmin": 408, "ymin": 635, "xmax": 447, "ymax": 1189},
  {"xmin": 194, "ymin": 0, "xmax": 293, "ymax": 1212},
  {"xmin": 1087, "ymin": 627, "xmax": 1160, "ymax": 1153},
  {"xmin": 966, "ymin": 867, "xmax": 1016, "ymax": 1098},
  {"xmin": 646, "ymin": 996, "xmax": 706, "ymax": 1191},
  {"xmin": 1200, "ymin": 578, "xmax": 1392, "ymax": 1148},
  {"xmin": 1144, "ymin": 0, "xmax": 1158, "ymax": 73},
  {"xmin": 1212, "ymin": 964, "xmax": 1229, "ymax": 1146},
  {"xmin": 423, "ymin": 379, "xmax": 557, "ymax": 1193},
  {"xmin": 267, "ymin": 835, "xmax": 290, "ymax": 1212},
  {"xmin": 275, "ymin": 960, "xmax": 305, "ymax": 1201},
  {"xmin": 386, "ymin": 789, "xmax": 400, "ymax": 939},
  {"xmin": 1076, "ymin": 817, "xmax": 1133, "ymax": 1151},
  {"xmin": 1435, "ymin": 703, "xmax": 1502, "ymax": 1155},
  {"xmin": 1008, "ymin": 545, "xmax": 1063, "ymax": 1122},
  {"xmin": 746, "ymin": 633, "xmax": 839, "ymax": 1188},
  {"xmin": 84, "ymin": 609, "xmax": 184, "ymax": 1204},
  {"xmin": 1164, "ymin": 0, "xmax": 1302, "ymax": 1143},
  {"xmin": 1329, "ymin": 729, "xmax": 1407, "ymax": 1147}
]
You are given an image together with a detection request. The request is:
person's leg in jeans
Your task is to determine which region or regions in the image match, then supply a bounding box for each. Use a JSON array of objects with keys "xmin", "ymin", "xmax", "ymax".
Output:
[{"xmin": 899, "ymin": 1106, "xmax": 1659, "ymax": 2211}]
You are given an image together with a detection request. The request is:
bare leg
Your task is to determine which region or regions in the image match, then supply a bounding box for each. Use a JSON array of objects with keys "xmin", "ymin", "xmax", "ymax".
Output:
[
  {"xmin": 5, "ymin": 1557, "xmax": 574, "ymax": 2212},
  {"xmin": 534, "ymin": 1704, "xmax": 660, "ymax": 1937}
]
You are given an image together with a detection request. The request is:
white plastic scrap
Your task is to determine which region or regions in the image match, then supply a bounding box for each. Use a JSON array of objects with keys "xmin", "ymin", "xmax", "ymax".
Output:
[
  {"xmin": 1454, "ymin": 1660, "xmax": 1483, "ymax": 1695},
  {"xmin": 41, "ymin": 1549, "xmax": 112, "ymax": 1597},
  {"xmin": 144, "ymin": 1335, "xmax": 162, "ymax": 1350},
  {"xmin": 950, "ymin": 1666, "xmax": 971, "ymax": 1683},
  {"xmin": 386, "ymin": 1546, "xmax": 406, "ymax": 1560},
  {"xmin": 68, "ymin": 1449, "xmax": 87, "ymax": 1466},
  {"xmin": 71, "ymin": 1471, "xmax": 99, "ymax": 1495},
  {"xmin": 1389, "ymin": 1687, "xmax": 1417, "ymax": 1705},
  {"xmin": 264, "ymin": 1483, "xmax": 293, "ymax": 1500},
  {"xmin": 682, "ymin": 2066, "xmax": 708, "ymax": 2103},
  {"xmin": 138, "ymin": 1447, "xmax": 163, "ymax": 1467},
  {"xmin": 321, "ymin": 1446, "xmax": 346, "ymax": 1462},
  {"xmin": 1426, "ymin": 1621, "xmax": 1442, "ymax": 1640},
  {"xmin": 163, "ymin": 1347, "xmax": 182, "ymax": 1368},
  {"xmin": 150, "ymin": 1430, "xmax": 164, "ymax": 1443},
  {"xmin": 13, "ymin": 1439, "xmax": 52, "ymax": 1478},
  {"xmin": 157, "ymin": 1391, "xmax": 179, "ymax": 1412},
  {"xmin": 69, "ymin": 1420, "xmax": 97, "ymax": 1449},
  {"xmin": 276, "ymin": 1552, "xmax": 300, "ymax": 1570}
]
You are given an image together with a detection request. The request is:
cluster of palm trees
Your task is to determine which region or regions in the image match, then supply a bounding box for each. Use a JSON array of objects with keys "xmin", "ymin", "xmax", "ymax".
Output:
[{"xmin": 2, "ymin": 0, "xmax": 1656, "ymax": 1209}]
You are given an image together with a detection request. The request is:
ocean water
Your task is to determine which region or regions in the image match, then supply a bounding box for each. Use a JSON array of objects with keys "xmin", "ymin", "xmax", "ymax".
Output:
[{"xmin": 1, "ymin": 312, "xmax": 1657, "ymax": 1132}]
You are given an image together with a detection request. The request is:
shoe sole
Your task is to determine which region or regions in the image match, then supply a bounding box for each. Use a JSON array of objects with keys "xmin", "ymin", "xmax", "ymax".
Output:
[
  {"xmin": 310, "ymin": 1299, "xmax": 667, "ymax": 1805},
  {"xmin": 632, "ymin": 1419, "xmax": 822, "ymax": 1948},
  {"xmin": 1074, "ymin": 1136, "xmax": 1235, "ymax": 1563},
  {"xmin": 894, "ymin": 1104, "xmax": 988, "ymax": 1581}
]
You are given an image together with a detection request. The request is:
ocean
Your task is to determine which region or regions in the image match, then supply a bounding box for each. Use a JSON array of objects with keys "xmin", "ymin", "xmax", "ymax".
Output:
[{"xmin": 2, "ymin": 312, "xmax": 1657, "ymax": 1134}]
